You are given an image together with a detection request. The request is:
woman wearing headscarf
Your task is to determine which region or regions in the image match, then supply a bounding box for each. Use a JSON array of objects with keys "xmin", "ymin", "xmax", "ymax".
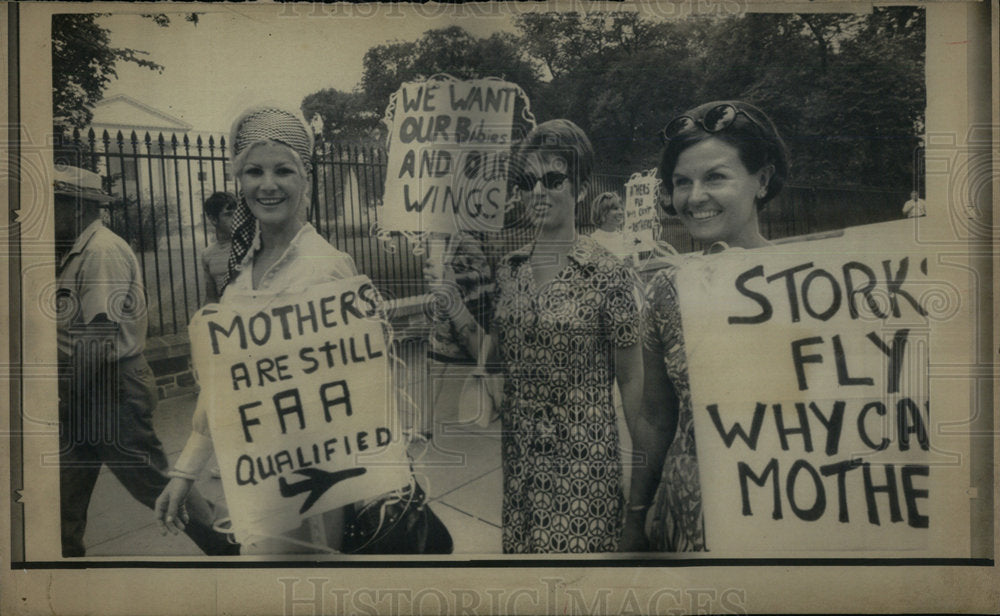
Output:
[{"xmin": 155, "ymin": 106, "xmax": 450, "ymax": 555}]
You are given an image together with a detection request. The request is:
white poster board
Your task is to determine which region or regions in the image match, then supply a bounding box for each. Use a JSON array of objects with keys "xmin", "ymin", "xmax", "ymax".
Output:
[
  {"xmin": 673, "ymin": 224, "xmax": 964, "ymax": 555},
  {"xmin": 623, "ymin": 170, "xmax": 660, "ymax": 253},
  {"xmin": 382, "ymin": 77, "xmax": 521, "ymax": 234},
  {"xmin": 188, "ymin": 276, "xmax": 411, "ymax": 543}
]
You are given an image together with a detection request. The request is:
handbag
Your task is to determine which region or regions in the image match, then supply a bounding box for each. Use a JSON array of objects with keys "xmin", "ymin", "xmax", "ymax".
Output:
[{"xmin": 342, "ymin": 481, "xmax": 453, "ymax": 554}]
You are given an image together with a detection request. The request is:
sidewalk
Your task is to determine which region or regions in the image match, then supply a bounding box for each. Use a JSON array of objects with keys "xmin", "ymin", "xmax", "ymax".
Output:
[{"xmin": 83, "ymin": 342, "xmax": 504, "ymax": 556}]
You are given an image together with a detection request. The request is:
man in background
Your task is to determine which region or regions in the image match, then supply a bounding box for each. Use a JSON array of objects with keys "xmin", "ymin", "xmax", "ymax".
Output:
[
  {"xmin": 55, "ymin": 165, "xmax": 236, "ymax": 556},
  {"xmin": 902, "ymin": 190, "xmax": 926, "ymax": 218}
]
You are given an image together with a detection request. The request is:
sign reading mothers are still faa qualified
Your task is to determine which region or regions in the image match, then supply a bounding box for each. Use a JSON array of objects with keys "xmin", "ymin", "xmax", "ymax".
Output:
[
  {"xmin": 382, "ymin": 78, "xmax": 522, "ymax": 234},
  {"xmin": 188, "ymin": 277, "xmax": 411, "ymax": 542},
  {"xmin": 674, "ymin": 226, "xmax": 958, "ymax": 555}
]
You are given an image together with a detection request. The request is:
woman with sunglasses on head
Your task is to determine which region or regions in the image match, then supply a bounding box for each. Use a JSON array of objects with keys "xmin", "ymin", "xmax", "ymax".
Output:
[
  {"xmin": 155, "ymin": 106, "xmax": 450, "ymax": 555},
  {"xmin": 439, "ymin": 119, "xmax": 644, "ymax": 553},
  {"xmin": 621, "ymin": 101, "xmax": 789, "ymax": 552}
]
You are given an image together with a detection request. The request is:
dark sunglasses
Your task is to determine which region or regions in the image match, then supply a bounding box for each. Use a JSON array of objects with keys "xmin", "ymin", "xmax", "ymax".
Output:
[
  {"xmin": 512, "ymin": 171, "xmax": 570, "ymax": 192},
  {"xmin": 660, "ymin": 103, "xmax": 765, "ymax": 144}
]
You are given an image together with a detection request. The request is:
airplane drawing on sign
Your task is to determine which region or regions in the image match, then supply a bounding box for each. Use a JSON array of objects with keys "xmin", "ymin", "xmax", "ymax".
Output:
[{"xmin": 279, "ymin": 467, "xmax": 367, "ymax": 514}]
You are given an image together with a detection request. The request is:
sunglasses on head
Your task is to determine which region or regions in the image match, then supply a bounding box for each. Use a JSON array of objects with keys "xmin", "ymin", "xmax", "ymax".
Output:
[
  {"xmin": 512, "ymin": 171, "xmax": 570, "ymax": 192},
  {"xmin": 660, "ymin": 103, "xmax": 765, "ymax": 144}
]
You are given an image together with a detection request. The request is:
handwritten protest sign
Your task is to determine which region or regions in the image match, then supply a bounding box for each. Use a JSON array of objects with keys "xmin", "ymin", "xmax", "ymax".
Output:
[
  {"xmin": 674, "ymin": 228, "xmax": 943, "ymax": 554},
  {"xmin": 382, "ymin": 78, "xmax": 521, "ymax": 234},
  {"xmin": 624, "ymin": 170, "xmax": 660, "ymax": 253},
  {"xmin": 188, "ymin": 276, "xmax": 411, "ymax": 543}
]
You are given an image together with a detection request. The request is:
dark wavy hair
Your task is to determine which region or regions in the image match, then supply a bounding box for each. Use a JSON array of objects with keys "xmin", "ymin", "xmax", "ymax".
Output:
[
  {"xmin": 659, "ymin": 100, "xmax": 789, "ymax": 215},
  {"xmin": 203, "ymin": 191, "xmax": 238, "ymax": 221},
  {"xmin": 512, "ymin": 119, "xmax": 595, "ymax": 195}
]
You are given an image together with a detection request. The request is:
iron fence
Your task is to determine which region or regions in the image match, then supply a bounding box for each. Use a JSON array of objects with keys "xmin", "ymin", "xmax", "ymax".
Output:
[{"xmin": 54, "ymin": 128, "xmax": 908, "ymax": 337}]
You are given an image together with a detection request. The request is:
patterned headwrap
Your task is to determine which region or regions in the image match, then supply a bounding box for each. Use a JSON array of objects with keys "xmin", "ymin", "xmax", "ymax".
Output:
[{"xmin": 223, "ymin": 107, "xmax": 314, "ymax": 292}]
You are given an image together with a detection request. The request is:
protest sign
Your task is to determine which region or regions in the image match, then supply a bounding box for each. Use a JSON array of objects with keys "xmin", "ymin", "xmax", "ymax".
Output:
[
  {"xmin": 188, "ymin": 276, "xmax": 411, "ymax": 544},
  {"xmin": 624, "ymin": 170, "xmax": 660, "ymax": 253},
  {"xmin": 382, "ymin": 77, "xmax": 523, "ymax": 235},
  {"xmin": 673, "ymin": 225, "xmax": 950, "ymax": 554}
]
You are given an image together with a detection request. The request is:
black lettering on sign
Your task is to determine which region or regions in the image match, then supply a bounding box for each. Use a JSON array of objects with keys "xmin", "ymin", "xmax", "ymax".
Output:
[
  {"xmin": 728, "ymin": 265, "xmax": 773, "ymax": 325},
  {"xmin": 843, "ymin": 262, "xmax": 887, "ymax": 319},
  {"xmin": 274, "ymin": 388, "xmax": 305, "ymax": 434},
  {"xmin": 320, "ymin": 380, "xmax": 352, "ymax": 420},
  {"xmin": 866, "ymin": 329, "xmax": 910, "ymax": 394},
  {"xmin": 790, "ymin": 336, "xmax": 824, "ymax": 391},
  {"xmin": 820, "ymin": 458, "xmax": 863, "ymax": 522},
  {"xmin": 231, "ymin": 362, "xmax": 251, "ymax": 391},
  {"xmin": 882, "ymin": 258, "xmax": 928, "ymax": 318},
  {"xmin": 786, "ymin": 459, "xmax": 826, "ymax": 521},
  {"xmin": 707, "ymin": 403, "xmax": 767, "ymax": 450},
  {"xmin": 765, "ymin": 262, "xmax": 813, "ymax": 323},
  {"xmin": 279, "ymin": 467, "xmax": 367, "ymax": 514},
  {"xmin": 239, "ymin": 401, "xmax": 263, "ymax": 443},
  {"xmin": 210, "ymin": 316, "xmax": 246, "ymax": 354},
  {"xmin": 738, "ymin": 458, "xmax": 782, "ymax": 519},
  {"xmin": 775, "ymin": 403, "xmax": 814, "ymax": 452},
  {"xmin": 900, "ymin": 465, "xmax": 930, "ymax": 528},
  {"xmin": 808, "ymin": 400, "xmax": 846, "ymax": 456},
  {"xmin": 862, "ymin": 462, "xmax": 903, "ymax": 525}
]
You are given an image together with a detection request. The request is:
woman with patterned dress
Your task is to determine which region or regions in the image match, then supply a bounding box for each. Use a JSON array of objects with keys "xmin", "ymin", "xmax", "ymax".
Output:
[
  {"xmin": 621, "ymin": 101, "xmax": 790, "ymax": 552},
  {"xmin": 439, "ymin": 120, "xmax": 644, "ymax": 553}
]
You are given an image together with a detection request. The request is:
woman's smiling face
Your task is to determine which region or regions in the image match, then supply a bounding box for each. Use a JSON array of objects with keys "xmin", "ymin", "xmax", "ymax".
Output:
[
  {"xmin": 671, "ymin": 137, "xmax": 770, "ymax": 248},
  {"xmin": 238, "ymin": 142, "xmax": 307, "ymax": 231},
  {"xmin": 520, "ymin": 151, "xmax": 580, "ymax": 233}
]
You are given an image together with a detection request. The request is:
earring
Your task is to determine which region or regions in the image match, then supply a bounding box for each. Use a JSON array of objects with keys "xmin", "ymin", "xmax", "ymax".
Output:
[{"xmin": 757, "ymin": 188, "xmax": 767, "ymax": 199}]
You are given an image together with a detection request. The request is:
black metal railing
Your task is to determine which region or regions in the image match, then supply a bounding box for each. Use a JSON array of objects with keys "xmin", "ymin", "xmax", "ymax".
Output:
[{"xmin": 54, "ymin": 128, "xmax": 908, "ymax": 337}]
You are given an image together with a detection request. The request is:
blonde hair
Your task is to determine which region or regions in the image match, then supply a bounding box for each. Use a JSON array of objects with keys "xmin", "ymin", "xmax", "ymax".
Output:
[{"xmin": 591, "ymin": 192, "xmax": 622, "ymax": 226}]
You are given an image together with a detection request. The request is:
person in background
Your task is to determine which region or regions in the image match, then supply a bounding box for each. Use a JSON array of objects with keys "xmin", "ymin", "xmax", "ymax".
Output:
[
  {"xmin": 437, "ymin": 119, "xmax": 645, "ymax": 553},
  {"xmin": 54, "ymin": 165, "xmax": 236, "ymax": 557},
  {"xmin": 902, "ymin": 190, "xmax": 926, "ymax": 218},
  {"xmin": 588, "ymin": 192, "xmax": 628, "ymax": 259},
  {"xmin": 621, "ymin": 101, "xmax": 789, "ymax": 552},
  {"xmin": 423, "ymin": 230, "xmax": 493, "ymax": 432},
  {"xmin": 200, "ymin": 191, "xmax": 237, "ymax": 304}
]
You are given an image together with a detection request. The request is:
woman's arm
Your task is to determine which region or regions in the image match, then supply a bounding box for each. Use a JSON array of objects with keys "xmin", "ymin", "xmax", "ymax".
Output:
[
  {"xmin": 615, "ymin": 341, "xmax": 644, "ymax": 442},
  {"xmin": 620, "ymin": 343, "xmax": 680, "ymax": 551},
  {"xmin": 155, "ymin": 404, "xmax": 214, "ymax": 535},
  {"xmin": 429, "ymin": 264, "xmax": 495, "ymax": 364},
  {"xmin": 204, "ymin": 277, "xmax": 220, "ymax": 305}
]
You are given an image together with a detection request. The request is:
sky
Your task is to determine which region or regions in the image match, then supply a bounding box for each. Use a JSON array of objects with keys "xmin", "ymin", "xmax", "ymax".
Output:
[{"xmin": 101, "ymin": 6, "xmax": 519, "ymax": 134}]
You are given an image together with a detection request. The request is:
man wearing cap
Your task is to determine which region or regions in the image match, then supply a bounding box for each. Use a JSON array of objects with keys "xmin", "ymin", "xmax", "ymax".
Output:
[{"xmin": 54, "ymin": 165, "xmax": 237, "ymax": 556}]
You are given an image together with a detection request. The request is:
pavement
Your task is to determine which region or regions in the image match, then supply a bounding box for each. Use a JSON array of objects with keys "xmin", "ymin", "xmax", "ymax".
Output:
[{"xmin": 82, "ymin": 339, "xmax": 505, "ymax": 556}]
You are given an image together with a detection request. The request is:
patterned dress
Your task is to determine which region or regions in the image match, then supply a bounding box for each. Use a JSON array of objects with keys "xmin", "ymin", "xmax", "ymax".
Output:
[
  {"xmin": 643, "ymin": 263, "xmax": 706, "ymax": 551},
  {"xmin": 492, "ymin": 236, "xmax": 640, "ymax": 553}
]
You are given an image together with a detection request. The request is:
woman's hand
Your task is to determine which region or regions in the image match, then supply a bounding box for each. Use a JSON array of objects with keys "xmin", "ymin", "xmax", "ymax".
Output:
[
  {"xmin": 155, "ymin": 477, "xmax": 194, "ymax": 535},
  {"xmin": 619, "ymin": 509, "xmax": 650, "ymax": 552}
]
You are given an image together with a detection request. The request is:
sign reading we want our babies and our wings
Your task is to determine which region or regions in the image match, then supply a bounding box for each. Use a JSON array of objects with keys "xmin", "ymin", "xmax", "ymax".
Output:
[
  {"xmin": 381, "ymin": 77, "xmax": 525, "ymax": 235},
  {"xmin": 674, "ymin": 223, "xmax": 970, "ymax": 555},
  {"xmin": 188, "ymin": 277, "xmax": 411, "ymax": 543}
]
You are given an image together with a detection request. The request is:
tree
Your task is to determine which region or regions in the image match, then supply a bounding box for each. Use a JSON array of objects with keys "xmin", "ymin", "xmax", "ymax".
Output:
[
  {"xmin": 300, "ymin": 88, "xmax": 379, "ymax": 145},
  {"xmin": 356, "ymin": 26, "xmax": 543, "ymax": 127},
  {"xmin": 512, "ymin": 9, "xmax": 925, "ymax": 187},
  {"xmin": 52, "ymin": 13, "xmax": 197, "ymax": 133}
]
